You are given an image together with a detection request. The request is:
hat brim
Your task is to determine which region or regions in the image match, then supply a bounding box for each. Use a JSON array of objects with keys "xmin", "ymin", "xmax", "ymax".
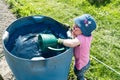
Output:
[{"xmin": 74, "ymin": 17, "xmax": 89, "ymax": 36}]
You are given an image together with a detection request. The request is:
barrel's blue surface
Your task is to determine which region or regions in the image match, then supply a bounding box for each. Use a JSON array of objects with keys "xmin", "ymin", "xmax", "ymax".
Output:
[{"xmin": 2, "ymin": 16, "xmax": 73, "ymax": 80}]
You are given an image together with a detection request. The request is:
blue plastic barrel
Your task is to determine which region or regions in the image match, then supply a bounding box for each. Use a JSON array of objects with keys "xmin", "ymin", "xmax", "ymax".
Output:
[{"xmin": 2, "ymin": 16, "xmax": 73, "ymax": 80}]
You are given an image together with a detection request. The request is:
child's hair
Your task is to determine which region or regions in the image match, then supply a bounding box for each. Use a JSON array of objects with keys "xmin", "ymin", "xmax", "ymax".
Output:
[{"xmin": 74, "ymin": 14, "xmax": 96, "ymax": 36}]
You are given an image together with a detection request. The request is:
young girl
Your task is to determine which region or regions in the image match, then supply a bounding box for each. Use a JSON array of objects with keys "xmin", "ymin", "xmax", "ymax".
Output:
[{"xmin": 58, "ymin": 14, "xmax": 97, "ymax": 80}]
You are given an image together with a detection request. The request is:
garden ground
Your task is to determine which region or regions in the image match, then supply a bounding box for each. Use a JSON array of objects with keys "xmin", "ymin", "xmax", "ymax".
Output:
[{"xmin": 0, "ymin": 0, "xmax": 16, "ymax": 80}]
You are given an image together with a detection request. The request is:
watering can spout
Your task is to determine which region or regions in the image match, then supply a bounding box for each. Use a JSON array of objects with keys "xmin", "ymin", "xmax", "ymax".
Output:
[{"xmin": 38, "ymin": 34, "xmax": 65, "ymax": 52}]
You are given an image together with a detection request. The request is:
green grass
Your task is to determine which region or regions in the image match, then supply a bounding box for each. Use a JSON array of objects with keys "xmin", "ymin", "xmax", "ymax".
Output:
[{"xmin": 6, "ymin": 0, "xmax": 120, "ymax": 80}]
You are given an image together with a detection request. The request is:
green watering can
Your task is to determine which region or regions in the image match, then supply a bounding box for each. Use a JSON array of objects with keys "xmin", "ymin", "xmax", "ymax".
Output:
[{"xmin": 38, "ymin": 34, "xmax": 65, "ymax": 52}]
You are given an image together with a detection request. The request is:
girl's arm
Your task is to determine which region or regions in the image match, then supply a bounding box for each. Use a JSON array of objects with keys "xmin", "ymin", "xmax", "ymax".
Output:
[{"xmin": 58, "ymin": 38, "xmax": 80, "ymax": 48}]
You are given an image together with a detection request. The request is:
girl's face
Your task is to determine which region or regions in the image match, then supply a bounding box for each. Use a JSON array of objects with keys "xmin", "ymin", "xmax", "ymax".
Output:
[{"xmin": 72, "ymin": 24, "xmax": 82, "ymax": 37}]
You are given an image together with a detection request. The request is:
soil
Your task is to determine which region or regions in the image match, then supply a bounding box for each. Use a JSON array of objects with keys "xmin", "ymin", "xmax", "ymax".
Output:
[{"xmin": 0, "ymin": 0, "xmax": 16, "ymax": 80}]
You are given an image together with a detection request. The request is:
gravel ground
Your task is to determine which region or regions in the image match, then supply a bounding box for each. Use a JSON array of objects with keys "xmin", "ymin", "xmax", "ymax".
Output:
[{"xmin": 0, "ymin": 0, "xmax": 16, "ymax": 80}]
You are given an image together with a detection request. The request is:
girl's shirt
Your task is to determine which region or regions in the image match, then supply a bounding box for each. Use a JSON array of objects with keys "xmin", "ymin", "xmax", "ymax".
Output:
[{"xmin": 74, "ymin": 34, "xmax": 92, "ymax": 70}]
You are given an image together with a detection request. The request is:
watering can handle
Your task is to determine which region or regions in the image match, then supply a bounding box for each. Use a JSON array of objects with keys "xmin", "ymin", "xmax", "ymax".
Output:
[
  {"xmin": 47, "ymin": 38, "xmax": 65, "ymax": 51},
  {"xmin": 48, "ymin": 47, "xmax": 65, "ymax": 51}
]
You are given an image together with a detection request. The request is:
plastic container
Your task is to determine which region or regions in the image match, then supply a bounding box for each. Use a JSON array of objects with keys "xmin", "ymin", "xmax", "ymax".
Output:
[{"xmin": 2, "ymin": 16, "xmax": 73, "ymax": 80}]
